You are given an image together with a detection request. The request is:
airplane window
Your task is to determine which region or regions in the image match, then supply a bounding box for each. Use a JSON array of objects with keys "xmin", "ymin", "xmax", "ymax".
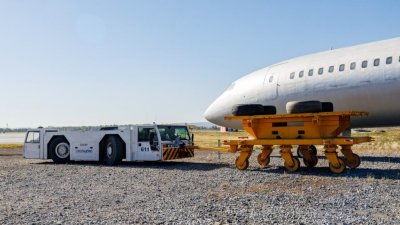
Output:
[
  {"xmin": 374, "ymin": 58, "xmax": 380, "ymax": 66},
  {"xmin": 339, "ymin": 64, "xmax": 345, "ymax": 72},
  {"xmin": 350, "ymin": 62, "xmax": 356, "ymax": 70},
  {"xmin": 386, "ymin": 57, "xmax": 392, "ymax": 64},
  {"xmin": 318, "ymin": 68, "xmax": 323, "ymax": 75},
  {"xmin": 362, "ymin": 60, "xmax": 368, "ymax": 68},
  {"xmin": 328, "ymin": 66, "xmax": 334, "ymax": 73},
  {"xmin": 308, "ymin": 69, "xmax": 313, "ymax": 76},
  {"xmin": 299, "ymin": 71, "xmax": 304, "ymax": 78},
  {"xmin": 269, "ymin": 75, "xmax": 274, "ymax": 83},
  {"xmin": 290, "ymin": 72, "xmax": 295, "ymax": 79}
]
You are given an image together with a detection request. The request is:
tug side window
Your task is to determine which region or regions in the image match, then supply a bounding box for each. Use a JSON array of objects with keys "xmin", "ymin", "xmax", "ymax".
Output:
[
  {"xmin": 138, "ymin": 128, "xmax": 158, "ymax": 150},
  {"xmin": 138, "ymin": 128, "xmax": 157, "ymax": 141},
  {"xmin": 25, "ymin": 132, "xmax": 40, "ymax": 143}
]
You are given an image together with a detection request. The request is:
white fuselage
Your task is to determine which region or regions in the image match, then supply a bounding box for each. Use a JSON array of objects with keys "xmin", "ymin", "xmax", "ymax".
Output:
[{"xmin": 204, "ymin": 37, "xmax": 400, "ymax": 129}]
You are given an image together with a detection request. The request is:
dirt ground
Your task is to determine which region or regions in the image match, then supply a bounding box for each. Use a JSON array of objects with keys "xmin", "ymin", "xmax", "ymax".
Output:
[{"xmin": 0, "ymin": 146, "xmax": 399, "ymax": 224}]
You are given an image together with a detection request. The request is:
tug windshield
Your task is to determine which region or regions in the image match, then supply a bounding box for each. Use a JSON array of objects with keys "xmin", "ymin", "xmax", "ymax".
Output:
[{"xmin": 158, "ymin": 126, "xmax": 190, "ymax": 141}]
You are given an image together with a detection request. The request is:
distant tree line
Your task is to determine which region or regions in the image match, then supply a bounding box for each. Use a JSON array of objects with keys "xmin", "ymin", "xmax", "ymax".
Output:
[
  {"xmin": 0, "ymin": 128, "xmax": 28, "ymax": 132},
  {"xmin": 190, "ymin": 125, "xmax": 219, "ymax": 130}
]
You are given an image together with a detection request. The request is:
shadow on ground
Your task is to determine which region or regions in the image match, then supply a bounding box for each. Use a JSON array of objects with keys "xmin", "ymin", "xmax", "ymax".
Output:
[
  {"xmin": 358, "ymin": 156, "xmax": 400, "ymax": 163},
  {"xmin": 33, "ymin": 160, "xmax": 232, "ymax": 171},
  {"xmin": 0, "ymin": 153, "xmax": 22, "ymax": 156},
  {"xmin": 250, "ymin": 165, "xmax": 400, "ymax": 179},
  {"xmin": 271, "ymin": 155, "xmax": 400, "ymax": 164},
  {"xmin": 261, "ymin": 155, "xmax": 400, "ymax": 179}
]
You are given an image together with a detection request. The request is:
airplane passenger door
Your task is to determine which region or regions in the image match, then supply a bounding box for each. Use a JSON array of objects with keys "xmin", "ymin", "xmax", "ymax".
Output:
[{"xmin": 263, "ymin": 72, "xmax": 279, "ymax": 100}]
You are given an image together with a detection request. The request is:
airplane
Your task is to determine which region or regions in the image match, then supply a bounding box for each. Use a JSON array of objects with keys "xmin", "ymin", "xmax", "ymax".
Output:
[{"xmin": 204, "ymin": 37, "xmax": 400, "ymax": 130}]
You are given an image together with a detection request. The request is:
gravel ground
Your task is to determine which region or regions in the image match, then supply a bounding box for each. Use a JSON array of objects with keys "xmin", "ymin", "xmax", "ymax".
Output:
[{"xmin": 1, "ymin": 148, "xmax": 399, "ymax": 225}]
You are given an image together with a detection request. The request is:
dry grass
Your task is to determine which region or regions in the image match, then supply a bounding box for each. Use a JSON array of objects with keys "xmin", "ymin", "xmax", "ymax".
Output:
[
  {"xmin": 352, "ymin": 127, "xmax": 400, "ymax": 154},
  {"xmin": 0, "ymin": 144, "xmax": 23, "ymax": 149},
  {"xmin": 192, "ymin": 130, "xmax": 248, "ymax": 147},
  {"xmin": 192, "ymin": 127, "xmax": 400, "ymax": 155}
]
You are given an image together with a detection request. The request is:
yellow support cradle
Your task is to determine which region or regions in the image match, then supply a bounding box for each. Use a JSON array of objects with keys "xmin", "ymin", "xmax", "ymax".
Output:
[{"xmin": 199, "ymin": 111, "xmax": 373, "ymax": 174}]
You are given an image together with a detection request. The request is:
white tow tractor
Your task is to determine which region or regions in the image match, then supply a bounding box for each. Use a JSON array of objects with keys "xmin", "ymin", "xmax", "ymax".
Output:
[{"xmin": 23, "ymin": 124, "xmax": 196, "ymax": 165}]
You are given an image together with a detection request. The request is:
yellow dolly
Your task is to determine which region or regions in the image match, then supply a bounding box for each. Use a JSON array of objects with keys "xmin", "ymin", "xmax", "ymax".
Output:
[{"xmin": 199, "ymin": 112, "xmax": 372, "ymax": 174}]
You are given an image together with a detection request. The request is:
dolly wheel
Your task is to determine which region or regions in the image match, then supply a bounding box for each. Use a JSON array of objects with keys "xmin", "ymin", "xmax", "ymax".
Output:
[
  {"xmin": 297, "ymin": 145, "xmax": 317, "ymax": 158},
  {"xmin": 284, "ymin": 157, "xmax": 300, "ymax": 172},
  {"xmin": 257, "ymin": 153, "xmax": 270, "ymax": 168},
  {"xmin": 235, "ymin": 156, "xmax": 249, "ymax": 170},
  {"xmin": 329, "ymin": 158, "xmax": 346, "ymax": 174},
  {"xmin": 346, "ymin": 154, "xmax": 361, "ymax": 169},
  {"xmin": 303, "ymin": 155, "xmax": 318, "ymax": 168}
]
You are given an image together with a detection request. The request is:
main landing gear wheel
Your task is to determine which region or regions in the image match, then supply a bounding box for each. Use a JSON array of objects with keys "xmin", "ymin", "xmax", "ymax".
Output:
[
  {"xmin": 257, "ymin": 153, "xmax": 270, "ymax": 168},
  {"xmin": 329, "ymin": 158, "xmax": 346, "ymax": 174},
  {"xmin": 297, "ymin": 145, "xmax": 317, "ymax": 158},
  {"xmin": 303, "ymin": 155, "xmax": 318, "ymax": 168},
  {"xmin": 284, "ymin": 157, "xmax": 300, "ymax": 172},
  {"xmin": 346, "ymin": 154, "xmax": 361, "ymax": 169},
  {"xmin": 235, "ymin": 157, "xmax": 249, "ymax": 170}
]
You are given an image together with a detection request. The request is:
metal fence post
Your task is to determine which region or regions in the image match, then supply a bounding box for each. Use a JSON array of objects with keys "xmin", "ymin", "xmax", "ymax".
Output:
[{"xmin": 217, "ymin": 139, "xmax": 221, "ymax": 160}]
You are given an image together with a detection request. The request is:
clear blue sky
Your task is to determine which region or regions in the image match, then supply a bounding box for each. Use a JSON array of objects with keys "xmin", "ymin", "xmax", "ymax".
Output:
[{"xmin": 1, "ymin": 0, "xmax": 400, "ymax": 128}]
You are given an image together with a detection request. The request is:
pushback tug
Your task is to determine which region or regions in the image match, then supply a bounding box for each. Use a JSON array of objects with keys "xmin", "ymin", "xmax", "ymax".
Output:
[{"xmin": 24, "ymin": 124, "xmax": 195, "ymax": 165}]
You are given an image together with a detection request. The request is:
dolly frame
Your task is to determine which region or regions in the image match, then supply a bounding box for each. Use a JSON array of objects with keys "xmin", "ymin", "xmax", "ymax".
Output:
[{"xmin": 197, "ymin": 112, "xmax": 372, "ymax": 173}]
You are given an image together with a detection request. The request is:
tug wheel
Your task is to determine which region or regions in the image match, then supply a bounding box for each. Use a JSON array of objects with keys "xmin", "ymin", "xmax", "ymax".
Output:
[
  {"xmin": 235, "ymin": 156, "xmax": 249, "ymax": 170},
  {"xmin": 303, "ymin": 155, "xmax": 318, "ymax": 168},
  {"xmin": 103, "ymin": 136, "xmax": 123, "ymax": 166},
  {"xmin": 49, "ymin": 136, "xmax": 70, "ymax": 164},
  {"xmin": 346, "ymin": 154, "xmax": 361, "ymax": 169},
  {"xmin": 284, "ymin": 157, "xmax": 300, "ymax": 172},
  {"xmin": 257, "ymin": 153, "xmax": 270, "ymax": 168},
  {"xmin": 329, "ymin": 158, "xmax": 346, "ymax": 174}
]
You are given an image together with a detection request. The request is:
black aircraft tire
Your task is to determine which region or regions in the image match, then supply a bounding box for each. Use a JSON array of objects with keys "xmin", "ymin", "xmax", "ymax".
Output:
[
  {"xmin": 263, "ymin": 105, "xmax": 277, "ymax": 115},
  {"xmin": 321, "ymin": 102, "xmax": 334, "ymax": 112},
  {"xmin": 232, "ymin": 104, "xmax": 264, "ymax": 116},
  {"xmin": 286, "ymin": 101, "xmax": 322, "ymax": 114}
]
